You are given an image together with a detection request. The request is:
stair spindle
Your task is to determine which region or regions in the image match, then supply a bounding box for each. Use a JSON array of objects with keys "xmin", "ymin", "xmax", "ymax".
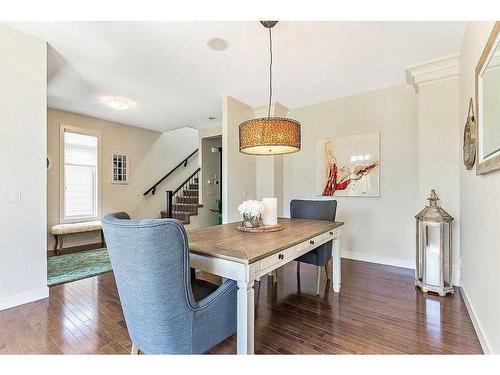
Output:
[{"xmin": 166, "ymin": 190, "xmax": 173, "ymax": 218}]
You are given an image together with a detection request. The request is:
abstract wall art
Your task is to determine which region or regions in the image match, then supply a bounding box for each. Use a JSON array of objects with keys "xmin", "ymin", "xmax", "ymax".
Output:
[{"xmin": 316, "ymin": 132, "xmax": 380, "ymax": 197}]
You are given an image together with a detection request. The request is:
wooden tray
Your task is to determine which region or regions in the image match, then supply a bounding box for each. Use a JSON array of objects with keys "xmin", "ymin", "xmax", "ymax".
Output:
[{"xmin": 237, "ymin": 223, "xmax": 284, "ymax": 233}]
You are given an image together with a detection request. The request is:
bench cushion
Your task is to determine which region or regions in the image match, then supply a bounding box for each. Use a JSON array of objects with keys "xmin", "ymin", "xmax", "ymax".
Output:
[{"xmin": 50, "ymin": 220, "xmax": 102, "ymax": 235}]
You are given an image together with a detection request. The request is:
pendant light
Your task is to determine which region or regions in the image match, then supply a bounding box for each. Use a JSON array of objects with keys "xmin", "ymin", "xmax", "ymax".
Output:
[{"xmin": 239, "ymin": 21, "xmax": 301, "ymax": 156}]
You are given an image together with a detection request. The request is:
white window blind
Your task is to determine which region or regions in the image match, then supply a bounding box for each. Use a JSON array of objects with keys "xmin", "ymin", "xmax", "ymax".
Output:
[{"xmin": 63, "ymin": 130, "xmax": 98, "ymax": 220}]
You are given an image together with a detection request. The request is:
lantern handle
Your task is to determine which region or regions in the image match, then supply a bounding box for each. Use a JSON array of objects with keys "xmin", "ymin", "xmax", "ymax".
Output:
[{"xmin": 430, "ymin": 189, "xmax": 439, "ymax": 200}]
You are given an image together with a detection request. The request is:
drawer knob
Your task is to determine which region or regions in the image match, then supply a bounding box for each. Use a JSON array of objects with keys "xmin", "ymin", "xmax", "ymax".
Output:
[
  {"xmin": 329, "ymin": 231, "xmax": 334, "ymax": 235},
  {"xmin": 278, "ymin": 253, "xmax": 284, "ymax": 260},
  {"xmin": 309, "ymin": 240, "xmax": 315, "ymax": 245}
]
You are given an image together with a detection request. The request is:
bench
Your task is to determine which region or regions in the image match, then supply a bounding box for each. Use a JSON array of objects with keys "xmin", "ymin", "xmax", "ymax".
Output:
[{"xmin": 50, "ymin": 220, "xmax": 105, "ymax": 255}]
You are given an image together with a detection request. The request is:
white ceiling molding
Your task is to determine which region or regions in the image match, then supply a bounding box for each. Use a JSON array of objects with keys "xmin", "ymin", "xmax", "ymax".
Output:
[{"xmin": 406, "ymin": 54, "xmax": 460, "ymax": 94}]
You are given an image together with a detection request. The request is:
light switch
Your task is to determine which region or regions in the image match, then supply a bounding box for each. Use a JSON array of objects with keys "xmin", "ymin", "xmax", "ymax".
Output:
[{"xmin": 9, "ymin": 190, "xmax": 21, "ymax": 202}]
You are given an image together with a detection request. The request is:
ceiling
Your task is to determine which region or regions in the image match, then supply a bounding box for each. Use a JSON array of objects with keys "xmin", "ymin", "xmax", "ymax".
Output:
[{"xmin": 8, "ymin": 21, "xmax": 466, "ymax": 132}]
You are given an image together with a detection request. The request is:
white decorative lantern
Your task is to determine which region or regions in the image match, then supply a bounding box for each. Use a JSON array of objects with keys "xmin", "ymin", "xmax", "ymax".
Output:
[{"xmin": 415, "ymin": 190, "xmax": 454, "ymax": 296}]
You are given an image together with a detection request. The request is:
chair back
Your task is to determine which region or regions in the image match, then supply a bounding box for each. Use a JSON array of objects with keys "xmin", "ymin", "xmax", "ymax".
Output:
[
  {"xmin": 102, "ymin": 212, "xmax": 196, "ymax": 354},
  {"xmin": 290, "ymin": 199, "xmax": 337, "ymax": 221}
]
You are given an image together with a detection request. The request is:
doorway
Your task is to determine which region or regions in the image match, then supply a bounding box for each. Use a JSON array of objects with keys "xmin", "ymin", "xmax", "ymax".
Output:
[{"xmin": 201, "ymin": 135, "xmax": 222, "ymax": 225}]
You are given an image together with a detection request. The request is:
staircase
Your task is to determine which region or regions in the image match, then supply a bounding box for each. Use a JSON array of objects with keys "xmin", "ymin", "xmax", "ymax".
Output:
[{"xmin": 160, "ymin": 169, "xmax": 202, "ymax": 225}]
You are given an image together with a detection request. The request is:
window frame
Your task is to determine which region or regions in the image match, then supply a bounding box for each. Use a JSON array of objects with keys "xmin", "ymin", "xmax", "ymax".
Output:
[{"xmin": 59, "ymin": 124, "xmax": 101, "ymax": 223}]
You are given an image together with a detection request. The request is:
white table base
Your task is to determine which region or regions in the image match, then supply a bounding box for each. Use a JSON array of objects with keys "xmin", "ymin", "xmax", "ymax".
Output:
[{"xmin": 190, "ymin": 227, "xmax": 341, "ymax": 354}]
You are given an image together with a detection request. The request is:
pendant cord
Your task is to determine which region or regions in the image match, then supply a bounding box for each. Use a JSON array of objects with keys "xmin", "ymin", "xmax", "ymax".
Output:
[{"xmin": 268, "ymin": 26, "xmax": 273, "ymax": 119}]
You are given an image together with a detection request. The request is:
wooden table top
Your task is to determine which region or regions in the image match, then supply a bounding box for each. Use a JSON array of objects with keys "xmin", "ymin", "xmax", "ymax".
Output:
[{"xmin": 187, "ymin": 218, "xmax": 344, "ymax": 264}]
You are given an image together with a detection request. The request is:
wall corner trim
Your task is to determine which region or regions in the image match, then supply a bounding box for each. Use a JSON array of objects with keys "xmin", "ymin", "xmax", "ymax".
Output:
[
  {"xmin": 0, "ymin": 286, "xmax": 49, "ymax": 311},
  {"xmin": 406, "ymin": 54, "xmax": 460, "ymax": 94},
  {"xmin": 460, "ymin": 285, "xmax": 493, "ymax": 354}
]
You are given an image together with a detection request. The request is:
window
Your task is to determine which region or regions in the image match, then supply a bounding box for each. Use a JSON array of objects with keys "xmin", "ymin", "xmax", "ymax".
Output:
[
  {"xmin": 112, "ymin": 153, "xmax": 129, "ymax": 184},
  {"xmin": 61, "ymin": 126, "xmax": 99, "ymax": 222}
]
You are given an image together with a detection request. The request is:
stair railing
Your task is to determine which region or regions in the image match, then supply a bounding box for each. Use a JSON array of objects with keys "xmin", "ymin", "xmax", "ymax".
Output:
[
  {"xmin": 143, "ymin": 149, "xmax": 198, "ymax": 196},
  {"xmin": 164, "ymin": 167, "xmax": 201, "ymax": 219}
]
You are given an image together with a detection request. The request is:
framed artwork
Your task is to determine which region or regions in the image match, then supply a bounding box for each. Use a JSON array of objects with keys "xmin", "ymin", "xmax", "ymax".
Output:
[{"xmin": 316, "ymin": 131, "xmax": 380, "ymax": 197}]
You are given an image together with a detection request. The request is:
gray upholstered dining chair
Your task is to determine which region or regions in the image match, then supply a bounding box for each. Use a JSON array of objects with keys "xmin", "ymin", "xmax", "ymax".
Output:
[
  {"xmin": 102, "ymin": 212, "xmax": 237, "ymax": 354},
  {"xmin": 291, "ymin": 199, "xmax": 337, "ymax": 295}
]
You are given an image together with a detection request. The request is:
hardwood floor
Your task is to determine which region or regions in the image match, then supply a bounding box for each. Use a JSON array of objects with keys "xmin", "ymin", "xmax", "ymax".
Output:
[{"xmin": 0, "ymin": 259, "xmax": 482, "ymax": 354}]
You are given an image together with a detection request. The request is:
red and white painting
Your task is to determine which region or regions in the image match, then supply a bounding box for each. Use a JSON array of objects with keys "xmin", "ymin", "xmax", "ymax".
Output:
[{"xmin": 316, "ymin": 132, "xmax": 380, "ymax": 197}]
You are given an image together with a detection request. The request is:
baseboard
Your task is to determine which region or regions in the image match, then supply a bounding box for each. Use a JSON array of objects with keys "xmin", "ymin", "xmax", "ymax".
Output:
[
  {"xmin": 0, "ymin": 286, "xmax": 49, "ymax": 311},
  {"xmin": 342, "ymin": 251, "xmax": 462, "ymax": 286},
  {"xmin": 47, "ymin": 242, "xmax": 105, "ymax": 257},
  {"xmin": 341, "ymin": 250, "xmax": 414, "ymax": 269},
  {"xmin": 460, "ymin": 285, "xmax": 493, "ymax": 354}
]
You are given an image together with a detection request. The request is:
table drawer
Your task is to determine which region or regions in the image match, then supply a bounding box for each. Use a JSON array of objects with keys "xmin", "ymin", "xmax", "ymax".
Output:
[
  {"xmin": 260, "ymin": 245, "xmax": 298, "ymax": 271},
  {"xmin": 321, "ymin": 229, "xmax": 338, "ymax": 242},
  {"xmin": 299, "ymin": 237, "xmax": 320, "ymax": 253},
  {"xmin": 298, "ymin": 230, "xmax": 337, "ymax": 254}
]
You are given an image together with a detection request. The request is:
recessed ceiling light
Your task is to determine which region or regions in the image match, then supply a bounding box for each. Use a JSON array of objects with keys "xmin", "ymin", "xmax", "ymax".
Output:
[
  {"xmin": 207, "ymin": 38, "xmax": 228, "ymax": 51},
  {"xmin": 100, "ymin": 96, "xmax": 137, "ymax": 110}
]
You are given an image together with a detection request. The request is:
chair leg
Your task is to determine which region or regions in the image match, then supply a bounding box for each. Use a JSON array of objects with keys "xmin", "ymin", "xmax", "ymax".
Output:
[
  {"xmin": 131, "ymin": 343, "xmax": 140, "ymax": 355},
  {"xmin": 324, "ymin": 264, "xmax": 330, "ymax": 280},
  {"xmin": 316, "ymin": 266, "xmax": 321, "ymax": 295},
  {"xmin": 58, "ymin": 235, "xmax": 64, "ymax": 256},
  {"xmin": 273, "ymin": 269, "xmax": 278, "ymax": 285},
  {"xmin": 296, "ymin": 262, "xmax": 300, "ymax": 274}
]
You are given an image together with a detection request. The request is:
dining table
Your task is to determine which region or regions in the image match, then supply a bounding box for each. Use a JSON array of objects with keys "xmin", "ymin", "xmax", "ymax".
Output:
[{"xmin": 187, "ymin": 217, "xmax": 344, "ymax": 355}]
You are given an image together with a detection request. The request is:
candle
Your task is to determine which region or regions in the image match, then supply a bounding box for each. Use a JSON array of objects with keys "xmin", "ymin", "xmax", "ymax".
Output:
[{"xmin": 262, "ymin": 198, "xmax": 277, "ymax": 226}]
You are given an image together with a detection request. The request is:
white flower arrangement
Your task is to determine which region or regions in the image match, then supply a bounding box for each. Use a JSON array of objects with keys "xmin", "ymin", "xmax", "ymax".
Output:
[{"xmin": 238, "ymin": 200, "xmax": 263, "ymax": 218}]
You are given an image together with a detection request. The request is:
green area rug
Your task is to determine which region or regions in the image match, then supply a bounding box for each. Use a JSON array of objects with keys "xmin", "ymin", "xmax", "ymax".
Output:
[{"xmin": 47, "ymin": 248, "xmax": 112, "ymax": 286}]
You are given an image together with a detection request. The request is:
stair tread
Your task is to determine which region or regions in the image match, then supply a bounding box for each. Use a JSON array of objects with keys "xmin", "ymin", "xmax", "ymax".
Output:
[{"xmin": 161, "ymin": 170, "xmax": 200, "ymax": 224}]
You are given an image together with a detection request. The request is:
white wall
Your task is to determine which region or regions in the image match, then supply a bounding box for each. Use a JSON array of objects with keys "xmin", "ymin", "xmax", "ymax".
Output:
[
  {"xmin": 0, "ymin": 24, "xmax": 48, "ymax": 310},
  {"xmin": 459, "ymin": 21, "xmax": 500, "ymax": 354},
  {"xmin": 417, "ymin": 77, "xmax": 461, "ymax": 284},
  {"xmin": 47, "ymin": 109, "xmax": 199, "ymax": 250},
  {"xmin": 283, "ymin": 84, "xmax": 419, "ymax": 268},
  {"xmin": 255, "ymin": 156, "xmax": 284, "ymax": 216},
  {"xmin": 222, "ymin": 96, "xmax": 255, "ymax": 223}
]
